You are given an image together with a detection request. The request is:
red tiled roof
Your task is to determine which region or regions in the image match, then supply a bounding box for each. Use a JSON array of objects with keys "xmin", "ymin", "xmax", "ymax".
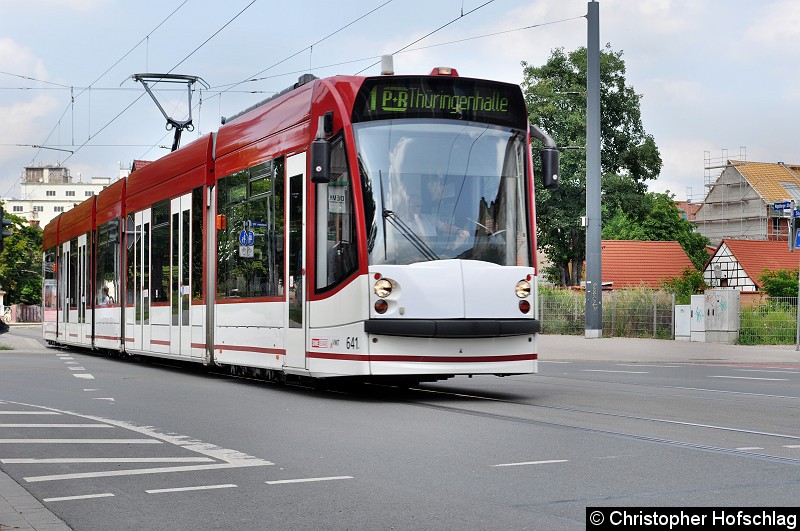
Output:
[
  {"xmin": 718, "ymin": 239, "xmax": 798, "ymax": 287},
  {"xmin": 601, "ymin": 240, "xmax": 695, "ymax": 288}
]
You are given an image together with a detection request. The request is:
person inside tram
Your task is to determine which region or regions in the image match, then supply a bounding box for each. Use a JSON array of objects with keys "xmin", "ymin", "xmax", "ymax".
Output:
[
  {"xmin": 407, "ymin": 193, "xmax": 469, "ymax": 242},
  {"xmin": 99, "ymin": 286, "xmax": 113, "ymax": 306}
]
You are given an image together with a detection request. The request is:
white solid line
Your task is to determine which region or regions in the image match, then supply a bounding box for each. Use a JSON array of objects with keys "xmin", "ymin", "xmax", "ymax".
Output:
[
  {"xmin": 0, "ymin": 439, "xmax": 161, "ymax": 444},
  {"xmin": 735, "ymin": 447, "xmax": 764, "ymax": 451},
  {"xmin": 147, "ymin": 484, "xmax": 237, "ymax": 494},
  {"xmin": 708, "ymin": 375, "xmax": 788, "ymax": 381},
  {"xmin": 25, "ymin": 463, "xmax": 264, "ymax": 482},
  {"xmin": 734, "ymin": 369, "xmax": 800, "ymax": 374},
  {"xmin": 2, "ymin": 457, "xmax": 215, "ymax": 464},
  {"xmin": 582, "ymin": 369, "xmax": 649, "ymax": 374},
  {"xmin": 44, "ymin": 493, "xmax": 115, "ymax": 502},
  {"xmin": 265, "ymin": 476, "xmax": 353, "ymax": 485},
  {"xmin": 494, "ymin": 459, "xmax": 569, "ymax": 467},
  {"xmin": 0, "ymin": 424, "xmax": 113, "ymax": 428},
  {"xmin": 0, "ymin": 411, "xmax": 60, "ymax": 415},
  {"xmin": 783, "ymin": 444, "xmax": 800, "ymax": 449},
  {"xmin": 74, "ymin": 374, "xmax": 95, "ymax": 379},
  {"xmin": 83, "ymin": 389, "xmax": 100, "ymax": 391}
]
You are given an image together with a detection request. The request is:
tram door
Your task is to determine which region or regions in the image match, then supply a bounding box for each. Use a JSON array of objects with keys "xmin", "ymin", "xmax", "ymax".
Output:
[
  {"xmin": 170, "ymin": 193, "xmax": 193, "ymax": 357},
  {"xmin": 126, "ymin": 210, "xmax": 150, "ymax": 350},
  {"xmin": 285, "ymin": 155, "xmax": 306, "ymax": 369},
  {"xmin": 77, "ymin": 234, "xmax": 90, "ymax": 345}
]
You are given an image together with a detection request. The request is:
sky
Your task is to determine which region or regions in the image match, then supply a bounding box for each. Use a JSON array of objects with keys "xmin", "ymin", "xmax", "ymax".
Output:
[{"xmin": 1, "ymin": 0, "xmax": 798, "ymax": 204}]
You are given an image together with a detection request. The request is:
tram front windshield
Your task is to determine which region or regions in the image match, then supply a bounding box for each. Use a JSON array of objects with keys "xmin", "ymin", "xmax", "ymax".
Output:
[{"xmin": 354, "ymin": 120, "xmax": 530, "ymax": 267}]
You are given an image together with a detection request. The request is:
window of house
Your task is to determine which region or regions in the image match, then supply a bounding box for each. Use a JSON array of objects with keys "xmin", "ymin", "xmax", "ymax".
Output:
[
  {"xmin": 46, "ymin": 190, "xmax": 56, "ymax": 197},
  {"xmin": 85, "ymin": 191, "xmax": 94, "ymax": 197},
  {"xmin": 54, "ymin": 206, "xmax": 64, "ymax": 212},
  {"xmin": 33, "ymin": 205, "xmax": 44, "ymax": 212},
  {"xmin": 66, "ymin": 191, "xmax": 75, "ymax": 197},
  {"xmin": 12, "ymin": 206, "xmax": 23, "ymax": 212}
]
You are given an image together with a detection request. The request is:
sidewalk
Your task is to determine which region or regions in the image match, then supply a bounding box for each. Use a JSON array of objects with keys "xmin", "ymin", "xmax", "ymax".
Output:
[
  {"xmin": 0, "ymin": 328, "xmax": 70, "ymax": 530},
  {"xmin": 539, "ymin": 333, "xmax": 800, "ymax": 365}
]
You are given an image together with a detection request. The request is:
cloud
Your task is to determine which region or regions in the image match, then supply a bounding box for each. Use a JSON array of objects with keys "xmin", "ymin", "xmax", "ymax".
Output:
[
  {"xmin": 745, "ymin": 0, "xmax": 800, "ymax": 45},
  {"xmin": 0, "ymin": 38, "xmax": 48, "ymax": 79},
  {"xmin": 0, "ymin": 96, "xmax": 61, "ymax": 162}
]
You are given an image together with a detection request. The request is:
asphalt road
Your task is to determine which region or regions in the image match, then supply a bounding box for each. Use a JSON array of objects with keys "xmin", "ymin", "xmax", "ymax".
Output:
[{"xmin": 1, "ymin": 327, "xmax": 799, "ymax": 530}]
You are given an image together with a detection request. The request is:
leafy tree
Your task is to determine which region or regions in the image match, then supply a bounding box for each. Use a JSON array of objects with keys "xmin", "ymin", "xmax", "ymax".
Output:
[
  {"xmin": 759, "ymin": 269, "xmax": 799, "ymax": 298},
  {"xmin": 523, "ymin": 45, "xmax": 662, "ymax": 286},
  {"xmin": 0, "ymin": 210, "xmax": 42, "ymax": 306},
  {"xmin": 639, "ymin": 193, "xmax": 710, "ymax": 269},
  {"xmin": 661, "ymin": 267, "xmax": 707, "ymax": 304}
]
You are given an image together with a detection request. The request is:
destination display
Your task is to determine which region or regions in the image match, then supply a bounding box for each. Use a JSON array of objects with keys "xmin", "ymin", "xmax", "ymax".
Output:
[{"xmin": 352, "ymin": 76, "xmax": 528, "ymax": 129}]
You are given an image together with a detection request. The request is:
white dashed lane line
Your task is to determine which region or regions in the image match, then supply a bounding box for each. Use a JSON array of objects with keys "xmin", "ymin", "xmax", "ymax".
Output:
[
  {"xmin": 44, "ymin": 493, "xmax": 115, "ymax": 502},
  {"xmin": 146, "ymin": 484, "xmax": 237, "ymax": 494},
  {"xmin": 493, "ymin": 459, "xmax": 569, "ymax": 467},
  {"xmin": 265, "ymin": 476, "xmax": 353, "ymax": 485}
]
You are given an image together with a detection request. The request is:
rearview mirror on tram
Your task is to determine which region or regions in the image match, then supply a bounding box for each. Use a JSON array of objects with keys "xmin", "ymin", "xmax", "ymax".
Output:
[
  {"xmin": 310, "ymin": 137, "xmax": 331, "ymax": 184},
  {"xmin": 540, "ymin": 147, "xmax": 559, "ymax": 190}
]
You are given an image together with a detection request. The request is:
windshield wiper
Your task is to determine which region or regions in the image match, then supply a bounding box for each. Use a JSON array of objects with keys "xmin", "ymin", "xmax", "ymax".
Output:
[{"xmin": 382, "ymin": 209, "xmax": 439, "ymax": 261}]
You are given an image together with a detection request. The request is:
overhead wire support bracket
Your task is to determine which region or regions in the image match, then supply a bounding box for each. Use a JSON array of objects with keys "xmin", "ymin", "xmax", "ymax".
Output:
[{"xmin": 128, "ymin": 73, "xmax": 209, "ymax": 152}]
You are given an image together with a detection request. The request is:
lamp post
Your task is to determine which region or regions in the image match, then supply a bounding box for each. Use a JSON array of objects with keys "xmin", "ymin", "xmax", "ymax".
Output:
[{"xmin": 585, "ymin": 0, "xmax": 602, "ymax": 338}]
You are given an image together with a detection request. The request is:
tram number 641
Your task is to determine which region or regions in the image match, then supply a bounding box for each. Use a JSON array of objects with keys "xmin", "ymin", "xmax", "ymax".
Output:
[{"xmin": 346, "ymin": 337, "xmax": 360, "ymax": 350}]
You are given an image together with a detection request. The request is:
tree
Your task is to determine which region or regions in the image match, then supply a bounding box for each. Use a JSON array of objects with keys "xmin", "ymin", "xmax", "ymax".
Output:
[
  {"xmin": 0, "ymin": 210, "xmax": 42, "ymax": 306},
  {"xmin": 523, "ymin": 45, "xmax": 662, "ymax": 285},
  {"xmin": 601, "ymin": 192, "xmax": 710, "ymax": 270},
  {"xmin": 661, "ymin": 267, "xmax": 707, "ymax": 304},
  {"xmin": 759, "ymin": 269, "xmax": 798, "ymax": 298}
]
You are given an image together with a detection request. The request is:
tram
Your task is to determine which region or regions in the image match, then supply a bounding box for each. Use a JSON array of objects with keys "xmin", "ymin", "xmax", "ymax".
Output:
[{"xmin": 42, "ymin": 64, "xmax": 559, "ymax": 382}]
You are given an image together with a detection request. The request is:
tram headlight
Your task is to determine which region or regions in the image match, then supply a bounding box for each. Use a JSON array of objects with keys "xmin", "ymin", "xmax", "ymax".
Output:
[
  {"xmin": 515, "ymin": 279, "xmax": 531, "ymax": 299},
  {"xmin": 373, "ymin": 278, "xmax": 394, "ymax": 298}
]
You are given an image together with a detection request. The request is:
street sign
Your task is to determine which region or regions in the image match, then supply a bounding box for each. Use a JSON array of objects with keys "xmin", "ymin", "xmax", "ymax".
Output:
[
  {"xmin": 238, "ymin": 230, "xmax": 255, "ymax": 246},
  {"xmin": 773, "ymin": 201, "xmax": 792, "ymax": 211}
]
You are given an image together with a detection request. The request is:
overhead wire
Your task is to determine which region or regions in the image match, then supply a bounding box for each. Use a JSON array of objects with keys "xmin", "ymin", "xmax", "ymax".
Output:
[{"xmin": 7, "ymin": 3, "xmax": 584, "ymax": 198}]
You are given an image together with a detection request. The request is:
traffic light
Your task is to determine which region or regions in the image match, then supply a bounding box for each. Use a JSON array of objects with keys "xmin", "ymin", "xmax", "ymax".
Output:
[{"xmin": 0, "ymin": 206, "xmax": 12, "ymax": 253}]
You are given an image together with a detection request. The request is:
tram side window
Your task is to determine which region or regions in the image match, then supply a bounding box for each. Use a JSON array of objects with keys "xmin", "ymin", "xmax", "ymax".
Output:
[
  {"xmin": 217, "ymin": 158, "xmax": 285, "ymax": 299},
  {"xmin": 43, "ymin": 247, "xmax": 57, "ymax": 310},
  {"xmin": 95, "ymin": 220, "xmax": 120, "ymax": 306},
  {"xmin": 151, "ymin": 201, "xmax": 170, "ymax": 303},
  {"xmin": 318, "ymin": 137, "xmax": 358, "ymax": 292},
  {"xmin": 191, "ymin": 187, "xmax": 203, "ymax": 301},
  {"xmin": 69, "ymin": 237, "xmax": 78, "ymax": 310}
]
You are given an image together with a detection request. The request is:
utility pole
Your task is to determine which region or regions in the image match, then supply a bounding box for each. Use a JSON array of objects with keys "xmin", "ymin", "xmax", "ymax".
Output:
[{"xmin": 585, "ymin": 0, "xmax": 602, "ymax": 338}]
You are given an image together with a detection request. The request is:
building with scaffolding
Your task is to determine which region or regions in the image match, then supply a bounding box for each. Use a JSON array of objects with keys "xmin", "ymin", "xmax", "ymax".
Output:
[{"xmin": 695, "ymin": 148, "xmax": 800, "ymax": 246}]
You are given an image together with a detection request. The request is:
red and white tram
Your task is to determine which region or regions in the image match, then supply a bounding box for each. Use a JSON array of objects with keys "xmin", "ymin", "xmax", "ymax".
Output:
[{"xmin": 42, "ymin": 66, "xmax": 559, "ymax": 382}]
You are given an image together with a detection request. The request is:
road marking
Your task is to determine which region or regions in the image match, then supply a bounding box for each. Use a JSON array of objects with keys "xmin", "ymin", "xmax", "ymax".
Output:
[
  {"xmin": 0, "ymin": 411, "xmax": 60, "ymax": 415},
  {"xmin": 265, "ymin": 476, "xmax": 353, "ymax": 485},
  {"xmin": 783, "ymin": 445, "xmax": 800, "ymax": 449},
  {"xmin": 616, "ymin": 364, "xmax": 683, "ymax": 368},
  {"xmin": 0, "ymin": 424, "xmax": 113, "ymax": 428},
  {"xmin": 0, "ymin": 439, "xmax": 161, "ymax": 444},
  {"xmin": 64, "ymin": 361, "xmax": 80, "ymax": 365},
  {"xmin": 44, "ymin": 493, "xmax": 114, "ymax": 502},
  {"xmin": 68, "ymin": 367, "xmax": 86, "ymax": 371},
  {"xmin": 147, "ymin": 484, "xmax": 237, "ymax": 494},
  {"xmin": 92, "ymin": 398, "xmax": 115, "ymax": 402},
  {"xmin": 708, "ymin": 376, "xmax": 788, "ymax": 381},
  {"xmin": 581, "ymin": 369, "xmax": 649, "ymax": 374},
  {"xmin": 494, "ymin": 459, "xmax": 569, "ymax": 467},
  {"xmin": 2, "ymin": 457, "xmax": 215, "ymax": 464},
  {"xmin": 734, "ymin": 369, "xmax": 800, "ymax": 374},
  {"xmin": 735, "ymin": 447, "xmax": 764, "ymax": 451},
  {"xmin": 26, "ymin": 463, "xmax": 267, "ymax": 482},
  {"xmin": 74, "ymin": 374, "xmax": 95, "ymax": 379}
]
